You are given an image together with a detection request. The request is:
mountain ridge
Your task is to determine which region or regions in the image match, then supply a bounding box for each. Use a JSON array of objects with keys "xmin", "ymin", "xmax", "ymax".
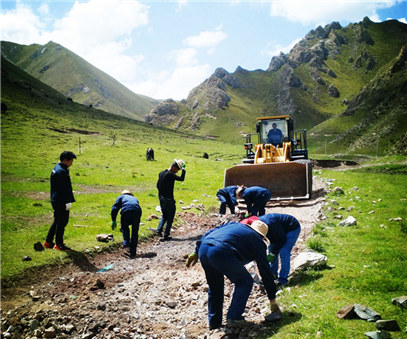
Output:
[{"xmin": 1, "ymin": 40, "xmax": 158, "ymax": 121}]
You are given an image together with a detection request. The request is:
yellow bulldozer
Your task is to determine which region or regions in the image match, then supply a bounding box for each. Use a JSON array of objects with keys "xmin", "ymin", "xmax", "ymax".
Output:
[{"xmin": 224, "ymin": 115, "xmax": 312, "ymax": 200}]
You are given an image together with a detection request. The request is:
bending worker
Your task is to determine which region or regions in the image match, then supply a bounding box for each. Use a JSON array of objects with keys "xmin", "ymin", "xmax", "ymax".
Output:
[
  {"xmin": 111, "ymin": 190, "xmax": 142, "ymax": 259},
  {"xmin": 236, "ymin": 185, "xmax": 271, "ymax": 216},
  {"xmin": 186, "ymin": 220, "xmax": 282, "ymax": 329},
  {"xmin": 216, "ymin": 185, "xmax": 238, "ymax": 215},
  {"xmin": 242, "ymin": 213, "xmax": 301, "ymax": 287}
]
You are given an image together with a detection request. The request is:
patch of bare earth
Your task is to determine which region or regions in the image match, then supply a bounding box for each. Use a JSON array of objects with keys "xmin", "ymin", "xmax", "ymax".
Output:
[{"xmin": 1, "ymin": 179, "xmax": 327, "ymax": 339}]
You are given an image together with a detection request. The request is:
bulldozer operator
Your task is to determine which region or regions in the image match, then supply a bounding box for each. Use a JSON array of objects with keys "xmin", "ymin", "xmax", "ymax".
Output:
[{"xmin": 267, "ymin": 122, "xmax": 283, "ymax": 146}]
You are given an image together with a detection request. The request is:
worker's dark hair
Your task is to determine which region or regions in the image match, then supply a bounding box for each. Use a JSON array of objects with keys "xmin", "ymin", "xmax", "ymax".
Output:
[
  {"xmin": 60, "ymin": 151, "xmax": 77, "ymax": 161},
  {"xmin": 171, "ymin": 161, "xmax": 180, "ymax": 169}
]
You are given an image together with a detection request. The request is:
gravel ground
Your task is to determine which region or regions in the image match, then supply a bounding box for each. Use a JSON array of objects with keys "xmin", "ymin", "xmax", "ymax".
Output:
[{"xmin": 1, "ymin": 179, "xmax": 327, "ymax": 339}]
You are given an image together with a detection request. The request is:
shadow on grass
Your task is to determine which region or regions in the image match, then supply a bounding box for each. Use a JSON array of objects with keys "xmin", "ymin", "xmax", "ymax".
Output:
[
  {"xmin": 289, "ymin": 267, "xmax": 331, "ymax": 287},
  {"xmin": 66, "ymin": 250, "xmax": 98, "ymax": 272}
]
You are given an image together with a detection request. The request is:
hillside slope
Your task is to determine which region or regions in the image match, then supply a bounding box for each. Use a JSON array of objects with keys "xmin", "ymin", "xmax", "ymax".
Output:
[
  {"xmin": 146, "ymin": 18, "xmax": 407, "ymax": 155},
  {"xmin": 1, "ymin": 40, "xmax": 158, "ymax": 121}
]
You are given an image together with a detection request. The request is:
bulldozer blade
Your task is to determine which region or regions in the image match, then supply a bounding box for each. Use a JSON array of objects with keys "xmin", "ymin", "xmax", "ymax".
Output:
[{"xmin": 224, "ymin": 161, "xmax": 312, "ymax": 200}]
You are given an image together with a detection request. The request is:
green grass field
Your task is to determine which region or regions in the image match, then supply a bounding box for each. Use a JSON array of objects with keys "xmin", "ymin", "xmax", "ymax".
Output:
[{"xmin": 266, "ymin": 166, "xmax": 407, "ymax": 338}]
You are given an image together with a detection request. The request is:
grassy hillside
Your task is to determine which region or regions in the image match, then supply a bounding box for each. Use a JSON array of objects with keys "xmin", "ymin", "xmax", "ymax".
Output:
[
  {"xmin": 1, "ymin": 40, "xmax": 158, "ymax": 121},
  {"xmin": 1, "ymin": 56, "xmax": 242, "ymax": 282}
]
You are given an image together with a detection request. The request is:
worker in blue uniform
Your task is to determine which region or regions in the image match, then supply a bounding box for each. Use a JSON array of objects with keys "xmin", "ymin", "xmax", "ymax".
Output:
[
  {"xmin": 216, "ymin": 185, "xmax": 238, "ymax": 215},
  {"xmin": 242, "ymin": 213, "xmax": 301, "ymax": 286},
  {"xmin": 185, "ymin": 220, "xmax": 282, "ymax": 329},
  {"xmin": 236, "ymin": 185, "xmax": 271, "ymax": 216},
  {"xmin": 111, "ymin": 190, "xmax": 142, "ymax": 259}
]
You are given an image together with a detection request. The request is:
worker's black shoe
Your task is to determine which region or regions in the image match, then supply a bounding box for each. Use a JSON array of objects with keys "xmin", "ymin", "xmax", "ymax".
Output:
[{"xmin": 160, "ymin": 236, "xmax": 172, "ymax": 241}]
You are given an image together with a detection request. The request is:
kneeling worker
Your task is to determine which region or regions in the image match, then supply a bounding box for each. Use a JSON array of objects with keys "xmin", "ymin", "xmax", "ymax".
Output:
[{"xmin": 186, "ymin": 220, "xmax": 282, "ymax": 329}]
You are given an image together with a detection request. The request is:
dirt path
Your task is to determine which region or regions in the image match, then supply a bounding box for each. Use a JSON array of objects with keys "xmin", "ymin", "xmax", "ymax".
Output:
[{"xmin": 1, "ymin": 179, "xmax": 326, "ymax": 339}]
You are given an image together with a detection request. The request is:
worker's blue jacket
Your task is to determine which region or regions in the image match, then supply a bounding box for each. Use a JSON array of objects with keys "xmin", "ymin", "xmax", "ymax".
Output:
[
  {"xmin": 259, "ymin": 213, "xmax": 301, "ymax": 255},
  {"xmin": 242, "ymin": 186, "xmax": 271, "ymax": 202},
  {"xmin": 50, "ymin": 162, "xmax": 75, "ymax": 205},
  {"xmin": 216, "ymin": 185, "xmax": 238, "ymax": 205},
  {"xmin": 195, "ymin": 222, "xmax": 276, "ymax": 300},
  {"xmin": 111, "ymin": 194, "xmax": 141, "ymax": 221}
]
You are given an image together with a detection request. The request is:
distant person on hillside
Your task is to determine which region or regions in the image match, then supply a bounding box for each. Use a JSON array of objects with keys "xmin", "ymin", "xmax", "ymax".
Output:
[
  {"xmin": 154, "ymin": 159, "xmax": 186, "ymax": 241},
  {"xmin": 267, "ymin": 123, "xmax": 283, "ymax": 146},
  {"xmin": 43, "ymin": 151, "xmax": 77, "ymax": 251},
  {"xmin": 111, "ymin": 190, "xmax": 142, "ymax": 259},
  {"xmin": 216, "ymin": 185, "xmax": 239, "ymax": 215},
  {"xmin": 236, "ymin": 185, "xmax": 271, "ymax": 216},
  {"xmin": 241, "ymin": 213, "xmax": 301, "ymax": 287}
]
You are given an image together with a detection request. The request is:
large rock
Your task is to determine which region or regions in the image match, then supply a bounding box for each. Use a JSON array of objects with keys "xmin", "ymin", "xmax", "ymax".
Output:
[
  {"xmin": 338, "ymin": 216, "xmax": 357, "ymax": 226},
  {"xmin": 291, "ymin": 250, "xmax": 327, "ymax": 272}
]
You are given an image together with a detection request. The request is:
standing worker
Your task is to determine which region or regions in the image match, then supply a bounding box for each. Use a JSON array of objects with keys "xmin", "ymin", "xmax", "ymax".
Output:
[
  {"xmin": 43, "ymin": 151, "xmax": 77, "ymax": 251},
  {"xmin": 186, "ymin": 220, "xmax": 282, "ymax": 329},
  {"xmin": 216, "ymin": 185, "xmax": 239, "ymax": 215},
  {"xmin": 236, "ymin": 185, "xmax": 271, "ymax": 216},
  {"xmin": 242, "ymin": 213, "xmax": 301, "ymax": 287},
  {"xmin": 111, "ymin": 190, "xmax": 142, "ymax": 259},
  {"xmin": 155, "ymin": 159, "xmax": 186, "ymax": 241}
]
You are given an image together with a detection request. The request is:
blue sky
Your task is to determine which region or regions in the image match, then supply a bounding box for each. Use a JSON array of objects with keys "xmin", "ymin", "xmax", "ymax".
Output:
[{"xmin": 1, "ymin": 1, "xmax": 406, "ymax": 100}]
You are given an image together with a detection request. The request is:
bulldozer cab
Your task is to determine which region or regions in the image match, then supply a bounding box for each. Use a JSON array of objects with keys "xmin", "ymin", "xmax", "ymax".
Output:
[{"xmin": 257, "ymin": 116, "xmax": 292, "ymax": 146}]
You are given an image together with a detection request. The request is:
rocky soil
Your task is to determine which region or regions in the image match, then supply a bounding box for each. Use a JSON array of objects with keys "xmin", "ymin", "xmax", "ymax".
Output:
[{"xmin": 1, "ymin": 179, "xmax": 327, "ymax": 339}]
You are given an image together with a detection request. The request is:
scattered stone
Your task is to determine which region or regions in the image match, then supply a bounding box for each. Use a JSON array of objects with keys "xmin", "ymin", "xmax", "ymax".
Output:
[
  {"xmin": 347, "ymin": 206, "xmax": 354, "ymax": 212},
  {"xmin": 333, "ymin": 187, "xmax": 344, "ymax": 194},
  {"xmin": 165, "ymin": 301, "xmax": 178, "ymax": 309},
  {"xmin": 29, "ymin": 290, "xmax": 41, "ymax": 301},
  {"xmin": 376, "ymin": 320, "xmax": 400, "ymax": 331},
  {"xmin": 44, "ymin": 327, "xmax": 56, "ymax": 338},
  {"xmin": 330, "ymin": 199, "xmax": 339, "ymax": 206},
  {"xmin": 354, "ymin": 303, "xmax": 381, "ymax": 322},
  {"xmin": 96, "ymin": 234, "xmax": 114, "ymax": 242},
  {"xmin": 22, "ymin": 256, "xmax": 32, "ymax": 261},
  {"xmin": 352, "ymin": 186, "xmax": 359, "ymax": 191},
  {"xmin": 336, "ymin": 304, "xmax": 357, "ymax": 319},
  {"xmin": 391, "ymin": 296, "xmax": 407, "ymax": 309},
  {"xmin": 291, "ymin": 250, "xmax": 327, "ymax": 272},
  {"xmin": 334, "ymin": 215, "xmax": 343, "ymax": 219},
  {"xmin": 147, "ymin": 214, "xmax": 159, "ymax": 221},
  {"xmin": 364, "ymin": 330, "xmax": 392, "ymax": 339},
  {"xmin": 388, "ymin": 217, "xmax": 402, "ymax": 222},
  {"xmin": 33, "ymin": 242, "xmax": 44, "ymax": 251},
  {"xmin": 90, "ymin": 279, "xmax": 105, "ymax": 291},
  {"xmin": 338, "ymin": 216, "xmax": 357, "ymax": 226},
  {"xmin": 368, "ymin": 210, "xmax": 375, "ymax": 214}
]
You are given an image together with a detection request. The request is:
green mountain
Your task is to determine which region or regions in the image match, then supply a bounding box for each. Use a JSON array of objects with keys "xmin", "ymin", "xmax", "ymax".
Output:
[
  {"xmin": 145, "ymin": 18, "xmax": 407, "ymax": 155},
  {"xmin": 1, "ymin": 40, "xmax": 158, "ymax": 121}
]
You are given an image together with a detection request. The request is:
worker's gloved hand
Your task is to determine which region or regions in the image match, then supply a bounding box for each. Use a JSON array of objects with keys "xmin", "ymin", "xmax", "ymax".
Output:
[
  {"xmin": 111, "ymin": 221, "xmax": 117, "ymax": 230},
  {"xmin": 65, "ymin": 202, "xmax": 72, "ymax": 211},
  {"xmin": 182, "ymin": 163, "xmax": 186, "ymax": 169},
  {"xmin": 185, "ymin": 252, "xmax": 198, "ymax": 267},
  {"xmin": 267, "ymin": 251, "xmax": 275, "ymax": 263}
]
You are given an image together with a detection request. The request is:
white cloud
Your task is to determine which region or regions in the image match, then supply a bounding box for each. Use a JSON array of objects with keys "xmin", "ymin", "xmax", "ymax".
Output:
[
  {"xmin": 269, "ymin": 0, "xmax": 396, "ymax": 25},
  {"xmin": 170, "ymin": 48, "xmax": 198, "ymax": 67},
  {"xmin": 261, "ymin": 38, "xmax": 301, "ymax": 58},
  {"xmin": 397, "ymin": 17, "xmax": 407, "ymax": 24},
  {"xmin": 183, "ymin": 29, "xmax": 227, "ymax": 49},
  {"xmin": 0, "ymin": 2, "xmax": 46, "ymax": 44},
  {"xmin": 38, "ymin": 3, "xmax": 49, "ymax": 16}
]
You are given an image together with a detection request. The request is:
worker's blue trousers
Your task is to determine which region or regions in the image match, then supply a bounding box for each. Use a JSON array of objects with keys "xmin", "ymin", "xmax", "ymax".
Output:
[
  {"xmin": 120, "ymin": 208, "xmax": 142, "ymax": 256},
  {"xmin": 216, "ymin": 192, "xmax": 235, "ymax": 214},
  {"xmin": 246, "ymin": 191, "xmax": 271, "ymax": 216},
  {"xmin": 270, "ymin": 225, "xmax": 301, "ymax": 285},
  {"xmin": 199, "ymin": 242, "xmax": 253, "ymax": 329}
]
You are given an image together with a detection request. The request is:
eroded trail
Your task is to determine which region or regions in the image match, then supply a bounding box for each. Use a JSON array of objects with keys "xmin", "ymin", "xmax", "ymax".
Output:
[{"xmin": 1, "ymin": 179, "xmax": 326, "ymax": 339}]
